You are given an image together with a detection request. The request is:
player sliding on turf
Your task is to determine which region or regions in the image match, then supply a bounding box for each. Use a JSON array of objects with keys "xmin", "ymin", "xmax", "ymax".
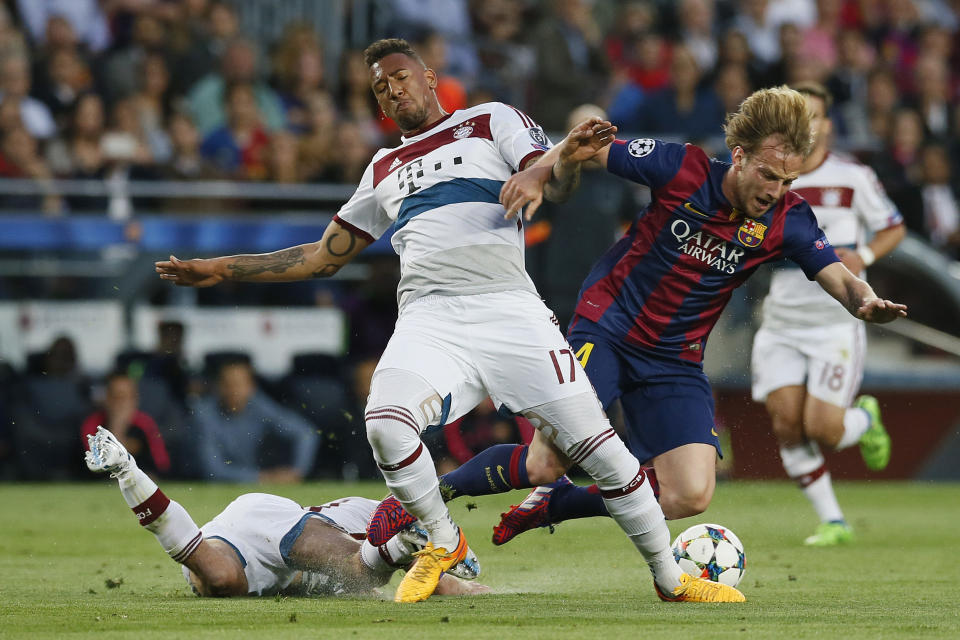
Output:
[
  {"xmin": 368, "ymin": 86, "xmax": 906, "ymax": 558},
  {"xmin": 84, "ymin": 426, "xmax": 486, "ymax": 598}
]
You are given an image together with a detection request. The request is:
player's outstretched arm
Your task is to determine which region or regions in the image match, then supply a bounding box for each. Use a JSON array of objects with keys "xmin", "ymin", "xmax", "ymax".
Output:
[
  {"xmin": 500, "ymin": 117, "xmax": 616, "ymax": 220},
  {"xmin": 814, "ymin": 262, "xmax": 907, "ymax": 323},
  {"xmin": 155, "ymin": 219, "xmax": 371, "ymax": 287}
]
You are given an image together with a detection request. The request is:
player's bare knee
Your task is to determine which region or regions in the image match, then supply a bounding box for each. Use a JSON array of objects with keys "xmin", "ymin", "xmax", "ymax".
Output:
[{"xmin": 661, "ymin": 486, "xmax": 712, "ymax": 519}]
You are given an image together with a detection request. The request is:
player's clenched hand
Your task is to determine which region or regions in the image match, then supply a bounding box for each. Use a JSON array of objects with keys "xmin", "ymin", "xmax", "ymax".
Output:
[
  {"xmin": 557, "ymin": 117, "xmax": 617, "ymax": 166},
  {"xmin": 155, "ymin": 255, "xmax": 223, "ymax": 287},
  {"xmin": 856, "ymin": 297, "xmax": 907, "ymax": 323},
  {"xmin": 500, "ymin": 164, "xmax": 551, "ymax": 220}
]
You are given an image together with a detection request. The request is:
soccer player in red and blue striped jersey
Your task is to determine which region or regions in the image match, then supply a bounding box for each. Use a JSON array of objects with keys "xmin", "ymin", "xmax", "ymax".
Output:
[{"xmin": 489, "ymin": 86, "xmax": 906, "ymax": 541}]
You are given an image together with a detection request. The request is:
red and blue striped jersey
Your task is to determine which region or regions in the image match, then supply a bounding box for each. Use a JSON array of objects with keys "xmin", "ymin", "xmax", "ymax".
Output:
[{"xmin": 574, "ymin": 138, "xmax": 839, "ymax": 364}]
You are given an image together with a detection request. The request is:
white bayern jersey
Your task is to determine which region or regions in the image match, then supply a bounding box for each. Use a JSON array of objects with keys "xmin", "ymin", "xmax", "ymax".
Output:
[
  {"xmin": 333, "ymin": 102, "xmax": 552, "ymax": 310},
  {"xmin": 761, "ymin": 152, "xmax": 902, "ymax": 329}
]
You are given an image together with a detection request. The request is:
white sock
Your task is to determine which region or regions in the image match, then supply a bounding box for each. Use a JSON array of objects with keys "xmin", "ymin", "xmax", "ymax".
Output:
[
  {"xmin": 360, "ymin": 535, "xmax": 413, "ymax": 573},
  {"xmin": 377, "ymin": 446, "xmax": 459, "ymax": 550},
  {"xmin": 576, "ymin": 435, "xmax": 683, "ymax": 590},
  {"xmin": 116, "ymin": 466, "xmax": 202, "ymax": 562},
  {"xmin": 803, "ymin": 471, "xmax": 845, "ymax": 524},
  {"xmin": 779, "ymin": 443, "xmax": 844, "ymax": 523},
  {"xmin": 835, "ymin": 407, "xmax": 870, "ymax": 450}
]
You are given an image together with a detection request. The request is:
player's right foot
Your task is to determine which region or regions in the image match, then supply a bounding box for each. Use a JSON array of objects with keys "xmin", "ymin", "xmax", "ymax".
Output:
[
  {"xmin": 491, "ymin": 484, "xmax": 557, "ymax": 545},
  {"xmin": 655, "ymin": 573, "xmax": 746, "ymax": 603},
  {"xmin": 803, "ymin": 521, "xmax": 853, "ymax": 546},
  {"xmin": 855, "ymin": 395, "xmax": 891, "ymax": 471},
  {"xmin": 398, "ymin": 525, "xmax": 482, "ymax": 580},
  {"xmin": 367, "ymin": 495, "xmax": 416, "ymax": 546},
  {"xmin": 84, "ymin": 426, "xmax": 133, "ymax": 478},
  {"xmin": 394, "ymin": 529, "xmax": 469, "ymax": 603}
]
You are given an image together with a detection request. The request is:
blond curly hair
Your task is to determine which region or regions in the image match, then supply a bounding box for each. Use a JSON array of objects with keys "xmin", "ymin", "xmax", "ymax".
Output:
[{"xmin": 723, "ymin": 86, "xmax": 814, "ymax": 158}]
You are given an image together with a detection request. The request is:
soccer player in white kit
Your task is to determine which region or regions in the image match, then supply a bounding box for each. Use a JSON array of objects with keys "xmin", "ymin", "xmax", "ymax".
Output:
[
  {"xmin": 750, "ymin": 83, "xmax": 905, "ymax": 546},
  {"xmin": 156, "ymin": 38, "xmax": 745, "ymax": 603},
  {"xmin": 84, "ymin": 426, "xmax": 486, "ymax": 597}
]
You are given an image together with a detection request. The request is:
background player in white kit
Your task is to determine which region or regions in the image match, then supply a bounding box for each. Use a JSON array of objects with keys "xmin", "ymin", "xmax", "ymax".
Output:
[
  {"xmin": 85, "ymin": 427, "xmax": 486, "ymax": 597},
  {"xmin": 156, "ymin": 38, "xmax": 743, "ymax": 603},
  {"xmin": 751, "ymin": 82, "xmax": 905, "ymax": 546}
]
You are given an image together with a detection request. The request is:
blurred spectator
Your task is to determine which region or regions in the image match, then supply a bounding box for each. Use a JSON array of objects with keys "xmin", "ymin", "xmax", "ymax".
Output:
[
  {"xmin": 199, "ymin": 82, "xmax": 270, "ymax": 180},
  {"xmin": 388, "ymin": 0, "xmax": 479, "ymax": 83},
  {"xmin": 338, "ymin": 48, "xmax": 388, "ymax": 142},
  {"xmin": 130, "ymin": 54, "xmax": 176, "ymax": 144},
  {"xmin": 9, "ymin": 335, "xmax": 92, "ymax": 480},
  {"xmin": 732, "ymin": 0, "xmax": 783, "ymax": 65},
  {"xmin": 103, "ymin": 96, "xmax": 169, "ymax": 170},
  {"xmin": 190, "ymin": 358, "xmax": 319, "ymax": 483},
  {"xmin": 870, "ymin": 107, "xmax": 927, "ymax": 229},
  {"xmin": 470, "ymin": 0, "xmax": 535, "ymax": 107},
  {"xmin": 0, "ymin": 4, "xmax": 27, "ymax": 61},
  {"xmin": 46, "ymin": 93, "xmax": 108, "ymax": 210},
  {"xmin": 911, "ymin": 53, "xmax": 955, "ymax": 138},
  {"xmin": 919, "ymin": 142, "xmax": 960, "ymax": 256},
  {"xmin": 34, "ymin": 47, "xmax": 94, "ymax": 127},
  {"xmin": 837, "ymin": 66, "xmax": 902, "ymax": 149},
  {"xmin": 266, "ymin": 130, "xmax": 299, "ymax": 183},
  {"xmin": 603, "ymin": 0, "xmax": 663, "ymax": 89},
  {"xmin": 417, "ymin": 31, "xmax": 468, "ymax": 113},
  {"xmin": 678, "ymin": 0, "xmax": 718, "ymax": 74},
  {"xmin": 173, "ymin": 0, "xmax": 241, "ymax": 96},
  {"xmin": 530, "ymin": 0, "xmax": 610, "ymax": 130},
  {"xmin": 0, "ymin": 125, "xmax": 61, "ymax": 213},
  {"xmin": 318, "ymin": 119, "xmax": 374, "ymax": 184},
  {"xmin": 298, "ymin": 90, "xmax": 338, "ymax": 182},
  {"xmin": 827, "ymin": 28, "xmax": 876, "ymax": 108},
  {"xmin": 102, "ymin": 13, "xmax": 169, "ymax": 103},
  {"xmin": 81, "ymin": 371, "xmax": 171, "ymax": 477},
  {"xmin": 0, "ymin": 53, "xmax": 56, "ymax": 139},
  {"xmin": 714, "ymin": 63, "xmax": 753, "ymax": 118},
  {"xmin": 272, "ymin": 23, "xmax": 325, "ymax": 133},
  {"xmin": 637, "ymin": 46, "xmax": 724, "ymax": 142},
  {"xmin": 163, "ymin": 112, "xmax": 220, "ymax": 181},
  {"xmin": 716, "ymin": 28, "xmax": 768, "ymax": 90},
  {"xmin": 15, "ymin": 0, "xmax": 111, "ymax": 53},
  {"xmin": 188, "ymin": 37, "xmax": 286, "ymax": 135}
]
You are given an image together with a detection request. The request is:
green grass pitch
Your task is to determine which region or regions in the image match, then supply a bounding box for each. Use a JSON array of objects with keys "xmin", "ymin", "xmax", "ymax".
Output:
[{"xmin": 1, "ymin": 480, "xmax": 957, "ymax": 639}]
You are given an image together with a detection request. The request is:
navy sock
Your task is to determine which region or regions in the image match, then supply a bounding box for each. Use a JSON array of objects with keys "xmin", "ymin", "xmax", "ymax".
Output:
[
  {"xmin": 438, "ymin": 444, "xmax": 530, "ymax": 500},
  {"xmin": 547, "ymin": 481, "xmax": 609, "ymax": 522}
]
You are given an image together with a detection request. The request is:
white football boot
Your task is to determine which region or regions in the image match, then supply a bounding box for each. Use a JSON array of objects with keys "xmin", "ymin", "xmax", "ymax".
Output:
[{"xmin": 85, "ymin": 426, "xmax": 134, "ymax": 477}]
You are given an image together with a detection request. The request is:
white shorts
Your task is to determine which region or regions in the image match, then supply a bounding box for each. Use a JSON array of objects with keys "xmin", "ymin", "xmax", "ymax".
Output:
[
  {"xmin": 751, "ymin": 322, "xmax": 866, "ymax": 407},
  {"xmin": 184, "ymin": 494, "xmax": 377, "ymax": 596},
  {"xmin": 375, "ymin": 290, "xmax": 598, "ymax": 424}
]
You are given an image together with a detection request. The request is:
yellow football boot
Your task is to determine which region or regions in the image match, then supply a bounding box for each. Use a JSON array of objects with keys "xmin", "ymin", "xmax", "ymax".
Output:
[
  {"xmin": 655, "ymin": 573, "xmax": 746, "ymax": 603},
  {"xmin": 394, "ymin": 530, "xmax": 468, "ymax": 603}
]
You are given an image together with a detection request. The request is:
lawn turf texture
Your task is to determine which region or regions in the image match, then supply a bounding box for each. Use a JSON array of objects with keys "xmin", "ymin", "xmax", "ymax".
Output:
[{"xmin": 0, "ymin": 480, "xmax": 957, "ymax": 640}]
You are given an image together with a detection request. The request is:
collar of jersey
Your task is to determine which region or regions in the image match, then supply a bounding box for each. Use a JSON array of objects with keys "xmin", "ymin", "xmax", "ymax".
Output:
[{"xmin": 401, "ymin": 112, "xmax": 455, "ymax": 141}]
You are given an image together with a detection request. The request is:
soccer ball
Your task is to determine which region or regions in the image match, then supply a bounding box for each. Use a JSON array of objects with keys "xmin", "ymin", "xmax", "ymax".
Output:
[{"xmin": 671, "ymin": 523, "xmax": 745, "ymax": 587}]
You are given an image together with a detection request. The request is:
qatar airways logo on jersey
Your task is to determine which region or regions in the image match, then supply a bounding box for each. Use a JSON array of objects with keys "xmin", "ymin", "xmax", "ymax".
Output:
[{"xmin": 671, "ymin": 220, "xmax": 745, "ymax": 274}]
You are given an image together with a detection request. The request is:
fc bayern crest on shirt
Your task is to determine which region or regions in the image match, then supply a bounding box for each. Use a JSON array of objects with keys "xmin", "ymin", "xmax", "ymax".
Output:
[
  {"xmin": 452, "ymin": 122, "xmax": 475, "ymax": 139},
  {"xmin": 627, "ymin": 138, "xmax": 655, "ymax": 158},
  {"xmin": 737, "ymin": 219, "xmax": 767, "ymax": 247}
]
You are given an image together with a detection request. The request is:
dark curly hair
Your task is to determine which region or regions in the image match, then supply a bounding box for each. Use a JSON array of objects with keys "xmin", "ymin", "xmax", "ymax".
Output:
[{"xmin": 362, "ymin": 38, "xmax": 425, "ymax": 68}]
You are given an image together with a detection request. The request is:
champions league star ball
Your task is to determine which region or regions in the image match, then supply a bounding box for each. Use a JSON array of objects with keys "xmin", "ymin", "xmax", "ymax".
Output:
[{"xmin": 671, "ymin": 523, "xmax": 745, "ymax": 587}]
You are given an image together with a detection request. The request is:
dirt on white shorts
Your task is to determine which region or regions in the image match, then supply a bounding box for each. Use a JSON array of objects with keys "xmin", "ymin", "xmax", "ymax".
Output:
[
  {"xmin": 751, "ymin": 322, "xmax": 866, "ymax": 407},
  {"xmin": 185, "ymin": 494, "xmax": 377, "ymax": 596}
]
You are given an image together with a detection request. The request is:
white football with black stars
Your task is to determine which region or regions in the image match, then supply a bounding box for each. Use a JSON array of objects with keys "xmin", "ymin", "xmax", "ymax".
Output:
[{"xmin": 671, "ymin": 523, "xmax": 745, "ymax": 587}]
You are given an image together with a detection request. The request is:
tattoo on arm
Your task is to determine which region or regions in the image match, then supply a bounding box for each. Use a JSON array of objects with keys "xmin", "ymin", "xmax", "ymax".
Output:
[
  {"xmin": 311, "ymin": 264, "xmax": 339, "ymax": 278},
  {"xmin": 226, "ymin": 247, "xmax": 306, "ymax": 279},
  {"xmin": 325, "ymin": 231, "xmax": 357, "ymax": 257}
]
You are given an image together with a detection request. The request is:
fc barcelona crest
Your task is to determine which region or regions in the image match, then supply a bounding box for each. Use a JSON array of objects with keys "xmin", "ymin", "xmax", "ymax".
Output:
[{"xmin": 737, "ymin": 219, "xmax": 766, "ymax": 247}]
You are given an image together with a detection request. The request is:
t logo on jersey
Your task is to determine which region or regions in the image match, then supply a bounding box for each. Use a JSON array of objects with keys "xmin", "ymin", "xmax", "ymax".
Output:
[{"xmin": 737, "ymin": 219, "xmax": 767, "ymax": 247}]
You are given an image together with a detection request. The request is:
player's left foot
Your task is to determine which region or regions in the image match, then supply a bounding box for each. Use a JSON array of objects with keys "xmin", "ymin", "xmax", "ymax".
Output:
[
  {"xmin": 855, "ymin": 395, "xmax": 891, "ymax": 471},
  {"xmin": 803, "ymin": 521, "xmax": 853, "ymax": 546},
  {"xmin": 655, "ymin": 573, "xmax": 746, "ymax": 603},
  {"xmin": 367, "ymin": 495, "xmax": 416, "ymax": 546},
  {"xmin": 491, "ymin": 484, "xmax": 557, "ymax": 545},
  {"xmin": 398, "ymin": 525, "xmax": 482, "ymax": 580},
  {"xmin": 394, "ymin": 529, "xmax": 469, "ymax": 603},
  {"xmin": 84, "ymin": 426, "xmax": 133, "ymax": 477}
]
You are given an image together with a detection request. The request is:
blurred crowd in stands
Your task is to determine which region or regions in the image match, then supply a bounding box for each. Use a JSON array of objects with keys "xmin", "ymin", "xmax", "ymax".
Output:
[
  {"xmin": 1, "ymin": 0, "xmax": 959, "ymax": 482},
  {"xmin": 0, "ymin": 0, "xmax": 955, "ymax": 251}
]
